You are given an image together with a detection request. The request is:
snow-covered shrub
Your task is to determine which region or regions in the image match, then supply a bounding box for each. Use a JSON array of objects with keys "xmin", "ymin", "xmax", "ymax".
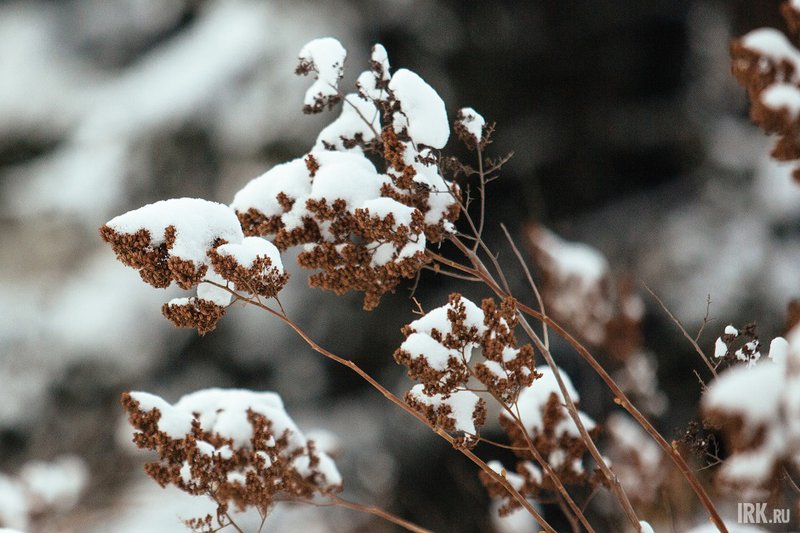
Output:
[
  {"xmin": 732, "ymin": 0, "xmax": 800, "ymax": 182},
  {"xmin": 122, "ymin": 388, "xmax": 341, "ymax": 530},
  {"xmin": 99, "ymin": 30, "xmax": 800, "ymax": 532}
]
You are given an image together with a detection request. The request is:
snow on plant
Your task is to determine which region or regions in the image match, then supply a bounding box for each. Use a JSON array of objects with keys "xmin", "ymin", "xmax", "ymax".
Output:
[
  {"xmin": 395, "ymin": 294, "xmax": 538, "ymax": 445},
  {"xmin": 100, "ymin": 198, "xmax": 287, "ymax": 334},
  {"xmin": 482, "ymin": 366, "xmax": 602, "ymax": 515},
  {"xmin": 732, "ymin": 1, "xmax": 800, "ymax": 181},
  {"xmin": 99, "ymin": 36, "xmax": 750, "ymax": 533},
  {"xmin": 0, "ymin": 456, "xmax": 88, "ymax": 531},
  {"xmin": 121, "ymin": 388, "xmax": 341, "ymax": 531},
  {"xmin": 703, "ymin": 328, "xmax": 800, "ymax": 496}
]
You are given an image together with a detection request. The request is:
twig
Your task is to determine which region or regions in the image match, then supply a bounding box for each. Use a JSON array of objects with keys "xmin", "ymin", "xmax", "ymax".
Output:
[
  {"xmin": 643, "ymin": 283, "xmax": 716, "ymax": 377},
  {"xmin": 204, "ymin": 281, "xmax": 557, "ymax": 532},
  {"xmin": 500, "ymin": 222, "xmax": 550, "ymax": 350},
  {"xmin": 328, "ymin": 493, "xmax": 434, "ymax": 533}
]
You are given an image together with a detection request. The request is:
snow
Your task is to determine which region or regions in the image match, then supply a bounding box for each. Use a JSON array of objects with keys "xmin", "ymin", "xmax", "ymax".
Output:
[
  {"xmin": 298, "ymin": 38, "xmax": 347, "ymax": 109},
  {"xmin": 174, "ymin": 388, "xmax": 303, "ymax": 449},
  {"xmin": 304, "ymin": 151, "xmax": 386, "ymax": 208},
  {"xmin": 542, "ymin": 232, "xmax": 609, "ymax": 284},
  {"xmin": 0, "ymin": 475, "xmax": 28, "ymax": 531},
  {"xmin": 314, "ymin": 93, "xmax": 379, "ymax": 151},
  {"xmin": 106, "ymin": 198, "xmax": 244, "ymax": 266},
  {"xmin": 20, "ymin": 456, "xmax": 88, "ymax": 512},
  {"xmin": 768, "ymin": 336, "xmax": 789, "ymax": 364},
  {"xmin": 293, "ymin": 452, "xmax": 342, "ymax": 486},
  {"xmin": 360, "ymin": 197, "xmax": 417, "ymax": 227},
  {"xmin": 486, "ymin": 460, "xmax": 525, "ymax": 491},
  {"xmin": 196, "ymin": 270, "xmax": 232, "ymax": 306},
  {"xmin": 761, "ymin": 83, "xmax": 800, "ymax": 118},
  {"xmin": 490, "ymin": 499, "xmax": 540, "ymax": 533},
  {"xmin": 408, "ymin": 384, "xmax": 482, "ymax": 435},
  {"xmin": 741, "ymin": 28, "xmax": 800, "ymax": 73},
  {"xmin": 401, "ymin": 332, "xmax": 458, "ymax": 371},
  {"xmin": 371, "ymin": 44, "xmax": 390, "ymax": 80},
  {"xmin": 639, "ymin": 522, "xmax": 655, "ymax": 533},
  {"xmin": 231, "ymin": 157, "xmax": 312, "ymax": 221},
  {"xmin": 714, "ymin": 337, "xmax": 727, "ymax": 358},
  {"xmin": 508, "ymin": 366, "xmax": 595, "ymax": 438},
  {"xmin": 388, "ymin": 69, "xmax": 450, "ymax": 148},
  {"xmin": 703, "ymin": 360, "xmax": 782, "ymax": 426},
  {"xmin": 407, "ymin": 297, "xmax": 486, "ymax": 337},
  {"xmin": 129, "ymin": 391, "xmax": 195, "ymax": 439},
  {"xmin": 215, "ymin": 236, "xmax": 284, "ymax": 270},
  {"xmin": 458, "ymin": 107, "xmax": 485, "ymax": 143},
  {"xmin": 703, "ymin": 340, "xmax": 800, "ymax": 487}
]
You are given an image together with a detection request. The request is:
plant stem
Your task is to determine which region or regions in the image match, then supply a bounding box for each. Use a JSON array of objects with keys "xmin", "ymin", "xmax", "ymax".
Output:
[
  {"xmin": 327, "ymin": 493, "xmax": 434, "ymax": 533},
  {"xmin": 206, "ymin": 281, "xmax": 558, "ymax": 533}
]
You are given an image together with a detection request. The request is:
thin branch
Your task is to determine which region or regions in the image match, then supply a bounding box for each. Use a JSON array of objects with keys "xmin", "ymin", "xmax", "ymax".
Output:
[
  {"xmin": 203, "ymin": 281, "xmax": 557, "ymax": 532},
  {"xmin": 328, "ymin": 493, "xmax": 434, "ymax": 533},
  {"xmin": 513, "ymin": 298, "xmax": 728, "ymax": 533},
  {"xmin": 500, "ymin": 223, "xmax": 550, "ymax": 351},
  {"xmin": 643, "ymin": 283, "xmax": 716, "ymax": 378}
]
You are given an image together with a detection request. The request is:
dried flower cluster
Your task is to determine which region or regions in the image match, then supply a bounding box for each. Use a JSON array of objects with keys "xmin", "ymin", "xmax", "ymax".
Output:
[
  {"xmin": 232, "ymin": 41, "xmax": 463, "ymax": 309},
  {"xmin": 481, "ymin": 366, "xmax": 602, "ymax": 514},
  {"xmin": 122, "ymin": 388, "xmax": 342, "ymax": 529},
  {"xmin": 527, "ymin": 225, "xmax": 643, "ymax": 360},
  {"xmin": 100, "ymin": 199, "xmax": 288, "ymax": 334},
  {"xmin": 712, "ymin": 322, "xmax": 763, "ymax": 368},
  {"xmin": 703, "ymin": 328, "xmax": 800, "ymax": 496},
  {"xmin": 731, "ymin": 0, "xmax": 800, "ymax": 181},
  {"xmin": 528, "ymin": 225, "xmax": 669, "ymax": 419},
  {"xmin": 395, "ymin": 293, "xmax": 538, "ymax": 446}
]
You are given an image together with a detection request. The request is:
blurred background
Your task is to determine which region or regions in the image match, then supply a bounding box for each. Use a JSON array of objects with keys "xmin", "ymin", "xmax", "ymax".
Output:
[{"xmin": 1, "ymin": 0, "xmax": 798, "ymax": 531}]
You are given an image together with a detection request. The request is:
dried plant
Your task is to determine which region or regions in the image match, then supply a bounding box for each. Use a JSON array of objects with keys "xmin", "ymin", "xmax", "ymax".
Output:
[{"xmin": 99, "ymin": 29, "xmax": 800, "ymax": 533}]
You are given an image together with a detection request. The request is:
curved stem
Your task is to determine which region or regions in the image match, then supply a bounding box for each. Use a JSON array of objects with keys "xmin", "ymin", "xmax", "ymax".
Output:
[
  {"xmin": 205, "ymin": 282, "xmax": 557, "ymax": 532},
  {"xmin": 448, "ymin": 236, "xmax": 642, "ymax": 531},
  {"xmin": 328, "ymin": 493, "xmax": 434, "ymax": 533},
  {"xmin": 428, "ymin": 242, "xmax": 728, "ymax": 533}
]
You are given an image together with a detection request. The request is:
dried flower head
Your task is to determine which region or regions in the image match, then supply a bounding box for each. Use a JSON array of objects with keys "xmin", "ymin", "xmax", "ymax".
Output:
[
  {"xmin": 731, "ymin": 2, "xmax": 800, "ymax": 181},
  {"xmin": 296, "ymin": 37, "xmax": 346, "ymax": 114},
  {"xmin": 712, "ymin": 322, "xmax": 762, "ymax": 368},
  {"xmin": 394, "ymin": 294, "xmax": 538, "ymax": 446},
  {"xmin": 454, "ymin": 107, "xmax": 487, "ymax": 151},
  {"xmin": 101, "ymin": 199, "xmax": 289, "ymax": 334},
  {"xmin": 483, "ymin": 366, "xmax": 601, "ymax": 513},
  {"xmin": 703, "ymin": 330, "xmax": 799, "ymax": 496},
  {"xmin": 527, "ymin": 225, "xmax": 644, "ymax": 361},
  {"xmin": 230, "ymin": 39, "xmax": 462, "ymax": 309},
  {"xmin": 122, "ymin": 389, "xmax": 342, "ymax": 528}
]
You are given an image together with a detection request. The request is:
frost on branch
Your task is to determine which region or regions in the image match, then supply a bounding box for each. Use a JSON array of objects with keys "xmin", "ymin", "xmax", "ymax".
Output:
[
  {"xmin": 394, "ymin": 294, "xmax": 538, "ymax": 446},
  {"xmin": 100, "ymin": 198, "xmax": 287, "ymax": 334},
  {"xmin": 122, "ymin": 388, "xmax": 342, "ymax": 526},
  {"xmin": 732, "ymin": 2, "xmax": 800, "ymax": 181},
  {"xmin": 703, "ymin": 328, "xmax": 800, "ymax": 495},
  {"xmin": 296, "ymin": 37, "xmax": 347, "ymax": 114}
]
